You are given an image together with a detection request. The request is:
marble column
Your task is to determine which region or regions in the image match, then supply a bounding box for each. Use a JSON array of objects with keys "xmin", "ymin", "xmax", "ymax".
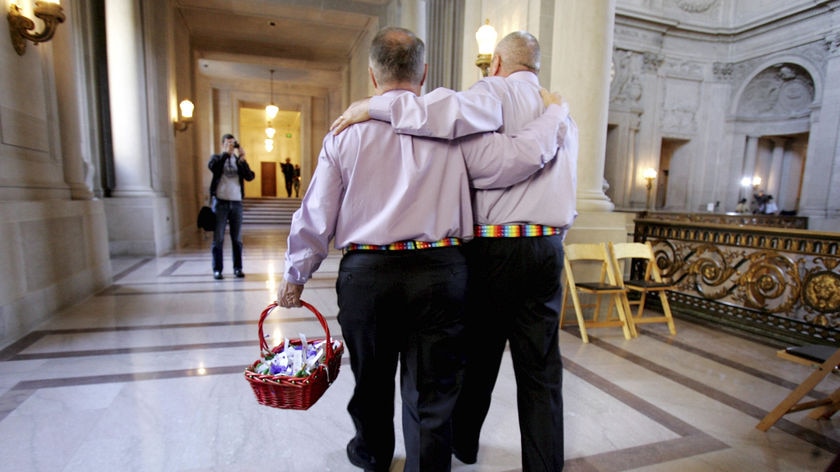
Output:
[
  {"xmin": 105, "ymin": 0, "xmax": 155, "ymax": 197},
  {"xmin": 767, "ymin": 137, "xmax": 786, "ymax": 199},
  {"xmin": 549, "ymin": 0, "xmax": 627, "ymax": 242},
  {"xmin": 742, "ymin": 135, "xmax": 759, "ymax": 183},
  {"xmin": 800, "ymin": 34, "xmax": 840, "ymax": 230},
  {"xmin": 53, "ymin": 1, "xmax": 96, "ymax": 200},
  {"xmin": 550, "ymin": 0, "xmax": 616, "ymax": 212},
  {"xmin": 103, "ymin": 0, "xmax": 174, "ymax": 255}
]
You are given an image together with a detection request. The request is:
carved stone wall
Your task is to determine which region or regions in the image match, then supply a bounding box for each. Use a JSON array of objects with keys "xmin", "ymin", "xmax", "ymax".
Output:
[
  {"xmin": 610, "ymin": 2, "xmax": 840, "ymax": 232},
  {"xmin": 737, "ymin": 63, "xmax": 815, "ymax": 119}
]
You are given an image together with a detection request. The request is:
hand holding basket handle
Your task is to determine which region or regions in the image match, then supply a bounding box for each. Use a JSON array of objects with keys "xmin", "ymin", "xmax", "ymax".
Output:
[
  {"xmin": 278, "ymin": 279, "xmax": 304, "ymax": 308},
  {"xmin": 245, "ymin": 300, "xmax": 345, "ymax": 410},
  {"xmin": 257, "ymin": 300, "xmax": 334, "ymax": 361}
]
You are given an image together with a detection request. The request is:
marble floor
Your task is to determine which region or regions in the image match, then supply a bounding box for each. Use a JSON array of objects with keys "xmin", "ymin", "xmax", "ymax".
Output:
[{"xmin": 1, "ymin": 225, "xmax": 838, "ymax": 472}]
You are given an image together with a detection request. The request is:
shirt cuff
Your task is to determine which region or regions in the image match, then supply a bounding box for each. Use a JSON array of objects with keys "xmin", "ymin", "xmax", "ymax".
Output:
[
  {"xmin": 545, "ymin": 102, "xmax": 569, "ymax": 118},
  {"xmin": 369, "ymin": 95, "xmax": 394, "ymax": 121}
]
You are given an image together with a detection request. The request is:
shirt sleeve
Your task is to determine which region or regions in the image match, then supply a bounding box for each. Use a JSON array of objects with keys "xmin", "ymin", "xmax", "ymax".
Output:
[
  {"xmin": 461, "ymin": 103, "xmax": 570, "ymax": 190},
  {"xmin": 283, "ymin": 137, "xmax": 343, "ymax": 284},
  {"xmin": 370, "ymin": 86, "xmax": 504, "ymax": 139}
]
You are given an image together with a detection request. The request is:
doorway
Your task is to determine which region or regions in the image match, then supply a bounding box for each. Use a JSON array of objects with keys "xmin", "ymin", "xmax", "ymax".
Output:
[
  {"xmin": 261, "ymin": 162, "xmax": 276, "ymax": 197},
  {"xmin": 658, "ymin": 138, "xmax": 689, "ymax": 210}
]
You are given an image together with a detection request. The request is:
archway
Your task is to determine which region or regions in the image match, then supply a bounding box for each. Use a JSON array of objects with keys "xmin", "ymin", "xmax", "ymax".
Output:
[{"xmin": 734, "ymin": 63, "xmax": 815, "ymax": 214}]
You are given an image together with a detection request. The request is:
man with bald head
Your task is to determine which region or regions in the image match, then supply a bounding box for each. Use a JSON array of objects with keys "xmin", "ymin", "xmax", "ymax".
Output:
[
  {"xmin": 281, "ymin": 27, "xmax": 571, "ymax": 472},
  {"xmin": 333, "ymin": 30, "xmax": 577, "ymax": 471}
]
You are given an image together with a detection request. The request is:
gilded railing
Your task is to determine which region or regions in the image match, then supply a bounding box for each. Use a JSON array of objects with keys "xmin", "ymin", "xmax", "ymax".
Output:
[
  {"xmin": 636, "ymin": 211, "xmax": 808, "ymax": 229},
  {"xmin": 633, "ymin": 217, "xmax": 840, "ymax": 346}
]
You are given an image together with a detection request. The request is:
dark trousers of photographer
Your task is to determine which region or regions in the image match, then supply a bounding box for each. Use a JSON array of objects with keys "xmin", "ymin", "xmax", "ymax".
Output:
[{"xmin": 211, "ymin": 198, "xmax": 244, "ymax": 272}]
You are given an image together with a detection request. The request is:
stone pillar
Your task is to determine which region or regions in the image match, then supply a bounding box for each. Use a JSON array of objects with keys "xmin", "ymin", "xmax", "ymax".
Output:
[
  {"xmin": 103, "ymin": 0, "xmax": 173, "ymax": 255},
  {"xmin": 105, "ymin": 0, "xmax": 155, "ymax": 197},
  {"xmin": 800, "ymin": 33, "xmax": 840, "ymax": 231},
  {"xmin": 549, "ymin": 0, "xmax": 628, "ymax": 242},
  {"xmin": 550, "ymin": 0, "xmax": 616, "ymax": 212},
  {"xmin": 53, "ymin": 1, "xmax": 95, "ymax": 200},
  {"xmin": 742, "ymin": 135, "xmax": 759, "ymax": 182},
  {"xmin": 767, "ymin": 137, "xmax": 786, "ymax": 198}
]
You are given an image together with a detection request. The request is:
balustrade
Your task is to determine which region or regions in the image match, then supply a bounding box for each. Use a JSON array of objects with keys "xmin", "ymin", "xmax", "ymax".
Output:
[{"xmin": 634, "ymin": 214, "xmax": 840, "ymax": 345}]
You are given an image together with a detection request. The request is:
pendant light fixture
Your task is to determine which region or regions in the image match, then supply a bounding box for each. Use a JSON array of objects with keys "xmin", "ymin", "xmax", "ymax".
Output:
[{"xmin": 265, "ymin": 69, "xmax": 278, "ymax": 151}]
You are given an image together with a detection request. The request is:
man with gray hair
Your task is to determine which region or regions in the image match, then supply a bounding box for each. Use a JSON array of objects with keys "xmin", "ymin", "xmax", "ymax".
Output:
[{"xmin": 279, "ymin": 27, "xmax": 570, "ymax": 472}]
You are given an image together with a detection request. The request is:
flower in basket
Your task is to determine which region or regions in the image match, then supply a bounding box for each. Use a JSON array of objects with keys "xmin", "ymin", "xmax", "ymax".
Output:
[{"xmin": 254, "ymin": 334, "xmax": 330, "ymax": 378}]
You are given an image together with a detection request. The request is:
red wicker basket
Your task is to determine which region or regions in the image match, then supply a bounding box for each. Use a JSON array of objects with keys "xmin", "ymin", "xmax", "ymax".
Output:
[{"xmin": 244, "ymin": 300, "xmax": 344, "ymax": 410}]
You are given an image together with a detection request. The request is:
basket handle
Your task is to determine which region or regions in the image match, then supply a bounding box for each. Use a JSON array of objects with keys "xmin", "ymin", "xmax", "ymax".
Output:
[{"xmin": 257, "ymin": 300, "xmax": 335, "ymax": 363}]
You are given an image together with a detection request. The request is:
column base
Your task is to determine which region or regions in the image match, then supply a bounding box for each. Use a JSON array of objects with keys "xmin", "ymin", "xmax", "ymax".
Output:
[
  {"xmin": 104, "ymin": 196, "xmax": 174, "ymax": 256},
  {"xmin": 566, "ymin": 210, "xmax": 633, "ymax": 245}
]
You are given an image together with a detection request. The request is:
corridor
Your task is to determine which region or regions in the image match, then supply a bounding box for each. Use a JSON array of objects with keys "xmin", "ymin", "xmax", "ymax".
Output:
[{"xmin": 0, "ymin": 226, "xmax": 837, "ymax": 471}]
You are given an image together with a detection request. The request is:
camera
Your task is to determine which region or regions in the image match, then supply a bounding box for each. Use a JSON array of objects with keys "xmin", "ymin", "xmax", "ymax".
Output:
[{"xmin": 233, "ymin": 141, "xmax": 240, "ymax": 149}]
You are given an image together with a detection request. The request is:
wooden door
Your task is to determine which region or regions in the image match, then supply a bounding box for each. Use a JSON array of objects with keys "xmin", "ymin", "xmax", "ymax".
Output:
[{"xmin": 261, "ymin": 162, "xmax": 277, "ymax": 197}]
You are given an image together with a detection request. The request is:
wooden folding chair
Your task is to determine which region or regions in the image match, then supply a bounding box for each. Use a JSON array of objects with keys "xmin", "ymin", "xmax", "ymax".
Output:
[
  {"xmin": 560, "ymin": 242, "xmax": 636, "ymax": 343},
  {"xmin": 757, "ymin": 345, "xmax": 840, "ymax": 431},
  {"xmin": 609, "ymin": 241, "xmax": 677, "ymax": 335}
]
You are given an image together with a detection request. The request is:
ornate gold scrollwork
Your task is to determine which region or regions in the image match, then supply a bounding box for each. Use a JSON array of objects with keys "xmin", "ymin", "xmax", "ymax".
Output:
[
  {"xmin": 803, "ymin": 271, "xmax": 840, "ymax": 314},
  {"xmin": 738, "ymin": 251, "xmax": 799, "ymax": 313},
  {"xmin": 687, "ymin": 244, "xmax": 739, "ymax": 300}
]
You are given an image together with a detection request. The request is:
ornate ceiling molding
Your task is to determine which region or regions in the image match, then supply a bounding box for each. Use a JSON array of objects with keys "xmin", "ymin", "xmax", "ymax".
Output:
[{"xmin": 673, "ymin": 0, "xmax": 718, "ymax": 13}]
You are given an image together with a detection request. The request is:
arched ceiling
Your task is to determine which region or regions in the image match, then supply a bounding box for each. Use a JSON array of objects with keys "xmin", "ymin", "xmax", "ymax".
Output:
[{"xmin": 175, "ymin": 0, "xmax": 390, "ymax": 130}]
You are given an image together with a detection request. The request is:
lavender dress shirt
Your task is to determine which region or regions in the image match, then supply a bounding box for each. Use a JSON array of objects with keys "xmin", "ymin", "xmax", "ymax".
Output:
[
  {"xmin": 370, "ymin": 71, "xmax": 579, "ymax": 229},
  {"xmin": 283, "ymin": 89, "xmax": 568, "ymax": 284}
]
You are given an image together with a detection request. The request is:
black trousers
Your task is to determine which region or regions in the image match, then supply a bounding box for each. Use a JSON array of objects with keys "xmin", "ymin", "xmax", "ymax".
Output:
[
  {"xmin": 337, "ymin": 247, "xmax": 468, "ymax": 472},
  {"xmin": 453, "ymin": 236, "xmax": 565, "ymax": 471}
]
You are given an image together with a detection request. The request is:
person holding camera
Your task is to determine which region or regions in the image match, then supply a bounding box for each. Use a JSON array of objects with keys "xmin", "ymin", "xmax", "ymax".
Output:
[{"xmin": 208, "ymin": 133, "xmax": 255, "ymax": 279}]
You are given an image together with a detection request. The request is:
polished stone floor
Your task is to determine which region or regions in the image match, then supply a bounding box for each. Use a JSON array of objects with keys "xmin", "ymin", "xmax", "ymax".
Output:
[{"xmin": 1, "ymin": 225, "xmax": 838, "ymax": 471}]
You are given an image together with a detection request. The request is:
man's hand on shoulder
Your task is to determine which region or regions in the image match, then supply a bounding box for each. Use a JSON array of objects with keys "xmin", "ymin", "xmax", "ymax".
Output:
[
  {"xmin": 331, "ymin": 97, "xmax": 372, "ymax": 135},
  {"xmin": 540, "ymin": 88, "xmax": 566, "ymax": 109}
]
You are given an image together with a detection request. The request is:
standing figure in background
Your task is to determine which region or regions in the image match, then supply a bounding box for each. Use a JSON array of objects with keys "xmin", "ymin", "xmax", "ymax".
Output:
[
  {"xmin": 764, "ymin": 195, "xmax": 779, "ymax": 214},
  {"xmin": 281, "ymin": 157, "xmax": 295, "ymax": 198},
  {"xmin": 208, "ymin": 134, "xmax": 255, "ymax": 280},
  {"xmin": 753, "ymin": 190, "xmax": 767, "ymax": 214},
  {"xmin": 735, "ymin": 198, "xmax": 749, "ymax": 214},
  {"xmin": 293, "ymin": 164, "xmax": 301, "ymax": 198}
]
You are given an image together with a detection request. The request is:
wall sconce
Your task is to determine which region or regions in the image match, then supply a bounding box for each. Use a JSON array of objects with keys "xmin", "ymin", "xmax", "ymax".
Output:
[
  {"xmin": 643, "ymin": 167, "xmax": 657, "ymax": 209},
  {"xmin": 8, "ymin": 0, "xmax": 65, "ymax": 56},
  {"xmin": 173, "ymin": 99, "xmax": 194, "ymax": 133},
  {"xmin": 475, "ymin": 19, "xmax": 497, "ymax": 77},
  {"xmin": 742, "ymin": 176, "xmax": 761, "ymax": 191}
]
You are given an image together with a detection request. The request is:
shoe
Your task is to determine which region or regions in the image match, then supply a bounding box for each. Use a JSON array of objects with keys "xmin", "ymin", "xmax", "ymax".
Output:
[
  {"xmin": 452, "ymin": 447, "xmax": 477, "ymax": 465},
  {"xmin": 346, "ymin": 439, "xmax": 376, "ymax": 471},
  {"xmin": 213, "ymin": 271, "xmax": 223, "ymax": 280},
  {"xmin": 234, "ymin": 269, "xmax": 245, "ymax": 278}
]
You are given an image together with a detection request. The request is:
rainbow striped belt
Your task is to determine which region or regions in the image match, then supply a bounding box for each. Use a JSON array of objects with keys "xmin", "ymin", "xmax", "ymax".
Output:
[
  {"xmin": 474, "ymin": 224, "xmax": 566, "ymax": 238},
  {"xmin": 344, "ymin": 237, "xmax": 462, "ymax": 252}
]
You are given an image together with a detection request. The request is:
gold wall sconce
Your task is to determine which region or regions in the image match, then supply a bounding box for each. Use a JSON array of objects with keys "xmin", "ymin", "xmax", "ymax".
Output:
[
  {"xmin": 475, "ymin": 19, "xmax": 497, "ymax": 77},
  {"xmin": 643, "ymin": 167, "xmax": 657, "ymax": 209},
  {"xmin": 741, "ymin": 175, "xmax": 761, "ymax": 192},
  {"xmin": 173, "ymin": 99, "xmax": 194, "ymax": 133},
  {"xmin": 8, "ymin": 0, "xmax": 65, "ymax": 56}
]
